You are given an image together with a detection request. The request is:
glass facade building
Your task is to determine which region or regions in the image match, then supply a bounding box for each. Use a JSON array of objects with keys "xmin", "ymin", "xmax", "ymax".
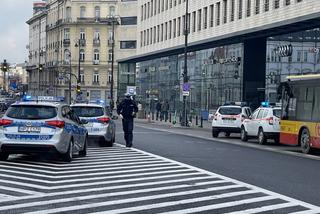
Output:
[{"xmin": 119, "ymin": 27, "xmax": 320, "ymax": 118}]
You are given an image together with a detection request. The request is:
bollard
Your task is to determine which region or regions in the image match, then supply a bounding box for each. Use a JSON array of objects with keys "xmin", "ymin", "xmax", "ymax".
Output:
[
  {"xmin": 152, "ymin": 112, "xmax": 155, "ymax": 120},
  {"xmin": 196, "ymin": 115, "xmax": 198, "ymax": 126},
  {"xmin": 169, "ymin": 113, "xmax": 172, "ymax": 123},
  {"xmin": 200, "ymin": 116, "xmax": 203, "ymax": 128}
]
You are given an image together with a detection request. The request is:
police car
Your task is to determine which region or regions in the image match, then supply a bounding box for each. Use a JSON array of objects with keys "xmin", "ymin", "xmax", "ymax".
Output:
[
  {"xmin": 71, "ymin": 100, "xmax": 116, "ymax": 147},
  {"xmin": 0, "ymin": 96, "xmax": 88, "ymax": 162},
  {"xmin": 212, "ymin": 102, "xmax": 252, "ymax": 138},
  {"xmin": 240, "ymin": 102, "xmax": 281, "ymax": 144}
]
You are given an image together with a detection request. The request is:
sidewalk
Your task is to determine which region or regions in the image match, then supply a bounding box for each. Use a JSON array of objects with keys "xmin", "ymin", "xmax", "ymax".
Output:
[{"xmin": 134, "ymin": 117, "xmax": 213, "ymax": 139}]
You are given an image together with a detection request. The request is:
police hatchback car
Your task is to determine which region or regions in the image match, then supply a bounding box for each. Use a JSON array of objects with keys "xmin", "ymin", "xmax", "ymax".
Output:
[
  {"xmin": 71, "ymin": 101, "xmax": 116, "ymax": 147},
  {"xmin": 212, "ymin": 102, "xmax": 252, "ymax": 138},
  {"xmin": 241, "ymin": 102, "xmax": 281, "ymax": 144},
  {"xmin": 0, "ymin": 96, "xmax": 88, "ymax": 162}
]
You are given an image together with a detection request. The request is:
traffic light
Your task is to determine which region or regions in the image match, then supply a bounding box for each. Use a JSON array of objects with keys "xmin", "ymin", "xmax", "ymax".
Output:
[
  {"xmin": 76, "ymin": 84, "xmax": 81, "ymax": 94},
  {"xmin": 1, "ymin": 60, "xmax": 8, "ymax": 72},
  {"xmin": 39, "ymin": 64, "xmax": 43, "ymax": 72}
]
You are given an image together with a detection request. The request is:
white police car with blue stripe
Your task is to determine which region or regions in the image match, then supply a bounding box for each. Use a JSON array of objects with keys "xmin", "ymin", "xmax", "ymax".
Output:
[
  {"xmin": 0, "ymin": 96, "xmax": 88, "ymax": 162},
  {"xmin": 71, "ymin": 100, "xmax": 116, "ymax": 147}
]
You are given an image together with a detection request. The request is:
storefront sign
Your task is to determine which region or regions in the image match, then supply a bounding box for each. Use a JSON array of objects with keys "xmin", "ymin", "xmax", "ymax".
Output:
[{"xmin": 204, "ymin": 56, "xmax": 239, "ymax": 65}]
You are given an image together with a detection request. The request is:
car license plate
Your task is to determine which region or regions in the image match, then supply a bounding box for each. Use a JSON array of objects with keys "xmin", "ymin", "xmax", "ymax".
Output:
[
  {"xmin": 223, "ymin": 119, "xmax": 234, "ymax": 124},
  {"xmin": 18, "ymin": 126, "xmax": 41, "ymax": 133}
]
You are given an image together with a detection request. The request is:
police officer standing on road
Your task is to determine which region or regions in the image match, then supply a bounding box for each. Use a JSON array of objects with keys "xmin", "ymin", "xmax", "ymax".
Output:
[{"xmin": 117, "ymin": 93, "xmax": 138, "ymax": 147}]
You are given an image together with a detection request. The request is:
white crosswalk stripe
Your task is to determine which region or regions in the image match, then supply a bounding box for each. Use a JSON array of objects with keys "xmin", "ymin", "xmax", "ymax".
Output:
[{"xmin": 0, "ymin": 144, "xmax": 318, "ymax": 214}]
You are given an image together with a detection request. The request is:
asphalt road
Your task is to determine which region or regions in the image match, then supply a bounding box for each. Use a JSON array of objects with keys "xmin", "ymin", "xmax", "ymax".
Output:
[{"xmin": 115, "ymin": 121, "xmax": 320, "ymax": 207}]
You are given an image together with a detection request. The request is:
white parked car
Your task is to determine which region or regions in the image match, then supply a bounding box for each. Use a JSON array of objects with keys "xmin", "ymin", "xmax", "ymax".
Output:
[
  {"xmin": 212, "ymin": 103, "xmax": 252, "ymax": 138},
  {"xmin": 240, "ymin": 104, "xmax": 281, "ymax": 144}
]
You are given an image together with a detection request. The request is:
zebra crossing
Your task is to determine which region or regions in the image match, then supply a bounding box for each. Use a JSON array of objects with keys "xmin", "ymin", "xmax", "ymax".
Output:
[{"xmin": 0, "ymin": 144, "xmax": 318, "ymax": 214}]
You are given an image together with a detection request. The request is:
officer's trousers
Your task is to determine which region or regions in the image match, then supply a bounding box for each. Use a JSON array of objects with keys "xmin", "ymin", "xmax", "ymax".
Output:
[{"xmin": 122, "ymin": 118, "xmax": 134, "ymax": 147}]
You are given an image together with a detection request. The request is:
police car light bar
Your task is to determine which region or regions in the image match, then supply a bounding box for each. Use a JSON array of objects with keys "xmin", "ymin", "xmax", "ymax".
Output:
[
  {"xmin": 261, "ymin": 101, "xmax": 270, "ymax": 107},
  {"xmin": 89, "ymin": 99, "xmax": 105, "ymax": 105},
  {"xmin": 22, "ymin": 95, "xmax": 65, "ymax": 102}
]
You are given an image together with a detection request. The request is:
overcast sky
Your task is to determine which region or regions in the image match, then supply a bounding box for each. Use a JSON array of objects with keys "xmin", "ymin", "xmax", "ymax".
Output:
[{"xmin": 0, "ymin": 0, "xmax": 33, "ymax": 64}]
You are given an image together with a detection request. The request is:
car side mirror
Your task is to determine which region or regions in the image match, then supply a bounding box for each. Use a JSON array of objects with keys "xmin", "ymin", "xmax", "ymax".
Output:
[{"xmin": 80, "ymin": 119, "xmax": 88, "ymax": 125}]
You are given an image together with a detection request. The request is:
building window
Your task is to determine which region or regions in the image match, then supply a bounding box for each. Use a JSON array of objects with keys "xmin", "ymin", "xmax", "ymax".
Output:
[
  {"xmin": 204, "ymin": 7, "xmax": 208, "ymax": 29},
  {"xmin": 141, "ymin": 5, "xmax": 143, "ymax": 20},
  {"xmin": 120, "ymin": 41, "xmax": 136, "ymax": 49},
  {"xmin": 297, "ymin": 51, "xmax": 302, "ymax": 62},
  {"xmin": 95, "ymin": 6, "xmax": 100, "ymax": 19},
  {"xmin": 238, "ymin": 0, "xmax": 243, "ymax": 19},
  {"xmin": 94, "ymin": 29, "xmax": 100, "ymax": 40},
  {"xmin": 192, "ymin": 11, "xmax": 196, "ymax": 32},
  {"xmin": 169, "ymin": 21, "xmax": 172, "ymax": 39},
  {"xmin": 177, "ymin": 17, "xmax": 181, "ymax": 36},
  {"xmin": 154, "ymin": 0, "xmax": 157, "ymax": 14},
  {"xmin": 80, "ymin": 72, "xmax": 84, "ymax": 83},
  {"xmin": 64, "ymin": 49, "xmax": 70, "ymax": 63},
  {"xmin": 121, "ymin": 16, "xmax": 137, "ymax": 25},
  {"xmin": 80, "ymin": 6, "xmax": 86, "ymax": 18},
  {"xmin": 109, "ymin": 6, "xmax": 115, "ymax": 16},
  {"xmin": 169, "ymin": 0, "xmax": 172, "ymax": 8},
  {"xmin": 173, "ymin": 19, "xmax": 176, "ymax": 37},
  {"xmin": 304, "ymin": 51, "xmax": 308, "ymax": 62},
  {"xmin": 151, "ymin": 0, "xmax": 154, "ymax": 16},
  {"xmin": 66, "ymin": 7, "xmax": 71, "ymax": 20},
  {"xmin": 165, "ymin": 0, "xmax": 168, "ymax": 10},
  {"xmin": 108, "ymin": 49, "xmax": 113, "ymax": 61},
  {"xmin": 80, "ymin": 29, "xmax": 86, "ymax": 40},
  {"xmin": 140, "ymin": 31, "xmax": 143, "ymax": 47},
  {"xmin": 158, "ymin": 0, "xmax": 161, "ymax": 13},
  {"xmin": 246, "ymin": 0, "xmax": 251, "ymax": 17},
  {"xmin": 164, "ymin": 22, "xmax": 168, "ymax": 40},
  {"xmin": 274, "ymin": 0, "xmax": 280, "ymax": 9},
  {"xmin": 93, "ymin": 49, "xmax": 99, "ymax": 61},
  {"xmin": 216, "ymin": 2, "xmax": 220, "ymax": 26},
  {"xmin": 285, "ymin": 0, "xmax": 290, "ymax": 5},
  {"xmin": 161, "ymin": 0, "xmax": 164, "ymax": 11},
  {"xmin": 93, "ymin": 72, "xmax": 99, "ymax": 83},
  {"xmin": 210, "ymin": 4, "xmax": 214, "ymax": 27},
  {"xmin": 223, "ymin": 0, "xmax": 227, "ymax": 23},
  {"xmin": 154, "ymin": 26, "xmax": 157, "ymax": 43},
  {"xmin": 80, "ymin": 49, "xmax": 85, "ymax": 62},
  {"xmin": 255, "ymin": 0, "xmax": 260, "ymax": 14},
  {"xmin": 197, "ymin": 9, "xmax": 202, "ymax": 31},
  {"xmin": 264, "ymin": 0, "xmax": 269, "ymax": 11},
  {"xmin": 147, "ymin": 2, "xmax": 150, "ymax": 18},
  {"xmin": 230, "ymin": 0, "xmax": 235, "ymax": 21},
  {"xmin": 64, "ymin": 28, "xmax": 70, "ymax": 39},
  {"xmin": 161, "ymin": 24, "xmax": 164, "ymax": 41}
]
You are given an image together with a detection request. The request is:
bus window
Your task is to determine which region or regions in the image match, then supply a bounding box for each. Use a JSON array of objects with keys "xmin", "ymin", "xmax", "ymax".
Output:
[
  {"xmin": 296, "ymin": 87, "xmax": 313, "ymax": 121},
  {"xmin": 312, "ymin": 87, "xmax": 320, "ymax": 121}
]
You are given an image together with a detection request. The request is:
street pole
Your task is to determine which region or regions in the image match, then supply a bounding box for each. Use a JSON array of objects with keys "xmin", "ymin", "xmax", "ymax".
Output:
[
  {"xmin": 38, "ymin": 18, "xmax": 41, "ymax": 96},
  {"xmin": 182, "ymin": 0, "xmax": 189, "ymax": 126},
  {"xmin": 68, "ymin": 51, "xmax": 72, "ymax": 105},
  {"xmin": 77, "ymin": 39, "xmax": 81, "ymax": 84},
  {"xmin": 110, "ymin": 18, "xmax": 115, "ymax": 109}
]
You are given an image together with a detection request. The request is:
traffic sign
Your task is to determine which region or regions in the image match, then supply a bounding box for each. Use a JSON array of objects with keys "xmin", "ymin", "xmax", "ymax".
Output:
[{"xmin": 182, "ymin": 91, "xmax": 190, "ymax": 96}]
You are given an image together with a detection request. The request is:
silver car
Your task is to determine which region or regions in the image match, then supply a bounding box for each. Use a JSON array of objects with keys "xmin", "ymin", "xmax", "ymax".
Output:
[
  {"xmin": 71, "ymin": 102, "xmax": 116, "ymax": 147},
  {"xmin": 0, "ymin": 98, "xmax": 88, "ymax": 162}
]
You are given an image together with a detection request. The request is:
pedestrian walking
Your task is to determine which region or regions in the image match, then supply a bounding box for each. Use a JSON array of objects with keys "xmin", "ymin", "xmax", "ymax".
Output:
[
  {"xmin": 117, "ymin": 93, "xmax": 138, "ymax": 147},
  {"xmin": 162, "ymin": 100, "xmax": 169, "ymax": 122},
  {"xmin": 156, "ymin": 101, "xmax": 162, "ymax": 120}
]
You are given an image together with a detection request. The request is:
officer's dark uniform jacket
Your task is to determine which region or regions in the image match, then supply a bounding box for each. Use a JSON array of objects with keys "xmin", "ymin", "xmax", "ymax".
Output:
[{"xmin": 117, "ymin": 98, "xmax": 138, "ymax": 119}]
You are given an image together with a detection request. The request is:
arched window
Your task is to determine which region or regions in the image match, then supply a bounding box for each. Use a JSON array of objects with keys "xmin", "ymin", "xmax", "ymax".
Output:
[
  {"xmin": 80, "ymin": 6, "xmax": 86, "ymax": 18},
  {"xmin": 109, "ymin": 6, "xmax": 115, "ymax": 16},
  {"xmin": 66, "ymin": 7, "xmax": 71, "ymax": 20},
  {"xmin": 80, "ymin": 49, "xmax": 85, "ymax": 62},
  {"xmin": 95, "ymin": 6, "xmax": 100, "ymax": 18},
  {"xmin": 64, "ymin": 49, "xmax": 71, "ymax": 63}
]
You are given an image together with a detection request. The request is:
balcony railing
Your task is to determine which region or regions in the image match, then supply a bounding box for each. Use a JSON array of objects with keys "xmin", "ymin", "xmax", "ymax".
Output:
[
  {"xmin": 93, "ymin": 39, "xmax": 100, "ymax": 47},
  {"xmin": 93, "ymin": 60, "xmax": 100, "ymax": 65},
  {"xmin": 63, "ymin": 39, "xmax": 70, "ymax": 46}
]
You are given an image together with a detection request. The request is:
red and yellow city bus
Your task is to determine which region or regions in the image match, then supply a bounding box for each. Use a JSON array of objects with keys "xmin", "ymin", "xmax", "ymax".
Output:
[{"xmin": 279, "ymin": 74, "xmax": 320, "ymax": 154}]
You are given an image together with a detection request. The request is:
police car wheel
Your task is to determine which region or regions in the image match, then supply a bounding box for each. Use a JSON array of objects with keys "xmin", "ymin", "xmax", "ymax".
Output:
[
  {"xmin": 79, "ymin": 137, "xmax": 87, "ymax": 157},
  {"xmin": 212, "ymin": 129, "xmax": 219, "ymax": 138},
  {"xmin": 62, "ymin": 140, "xmax": 73, "ymax": 162},
  {"xmin": 0, "ymin": 152, "xmax": 9, "ymax": 161},
  {"xmin": 241, "ymin": 127, "xmax": 248, "ymax": 142},
  {"xmin": 258, "ymin": 128, "xmax": 266, "ymax": 145}
]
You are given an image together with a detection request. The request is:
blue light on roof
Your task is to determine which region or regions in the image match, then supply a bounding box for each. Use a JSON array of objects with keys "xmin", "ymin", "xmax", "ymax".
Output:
[
  {"xmin": 22, "ymin": 95, "xmax": 64, "ymax": 102},
  {"xmin": 261, "ymin": 101, "xmax": 270, "ymax": 107}
]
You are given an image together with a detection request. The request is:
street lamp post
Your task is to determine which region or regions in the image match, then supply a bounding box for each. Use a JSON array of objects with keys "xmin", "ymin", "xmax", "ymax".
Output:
[
  {"xmin": 74, "ymin": 40, "xmax": 81, "ymax": 84},
  {"xmin": 182, "ymin": 0, "xmax": 189, "ymax": 126},
  {"xmin": 107, "ymin": 15, "xmax": 120, "ymax": 109}
]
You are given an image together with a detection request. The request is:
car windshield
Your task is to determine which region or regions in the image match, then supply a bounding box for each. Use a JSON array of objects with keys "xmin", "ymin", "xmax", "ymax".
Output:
[
  {"xmin": 72, "ymin": 106, "xmax": 104, "ymax": 117},
  {"xmin": 218, "ymin": 107, "xmax": 242, "ymax": 115},
  {"xmin": 6, "ymin": 105, "xmax": 57, "ymax": 120},
  {"xmin": 273, "ymin": 109, "xmax": 281, "ymax": 118}
]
